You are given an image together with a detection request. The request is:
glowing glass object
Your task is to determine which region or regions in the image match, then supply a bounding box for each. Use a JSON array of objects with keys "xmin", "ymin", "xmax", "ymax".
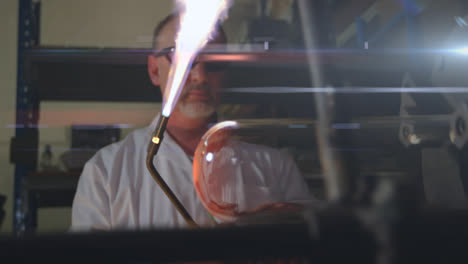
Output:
[{"xmin": 193, "ymin": 121, "xmax": 307, "ymax": 223}]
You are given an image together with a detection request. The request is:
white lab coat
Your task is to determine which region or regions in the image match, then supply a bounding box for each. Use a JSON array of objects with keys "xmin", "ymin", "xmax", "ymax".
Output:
[{"xmin": 71, "ymin": 115, "xmax": 313, "ymax": 231}]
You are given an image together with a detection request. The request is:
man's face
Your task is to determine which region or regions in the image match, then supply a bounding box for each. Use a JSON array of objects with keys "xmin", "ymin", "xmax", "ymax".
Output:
[{"xmin": 148, "ymin": 17, "xmax": 226, "ymax": 119}]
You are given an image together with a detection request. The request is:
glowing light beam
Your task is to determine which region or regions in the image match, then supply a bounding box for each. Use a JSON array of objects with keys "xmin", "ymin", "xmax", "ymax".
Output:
[
  {"xmin": 456, "ymin": 48, "xmax": 468, "ymax": 55},
  {"xmin": 162, "ymin": 0, "xmax": 232, "ymax": 117}
]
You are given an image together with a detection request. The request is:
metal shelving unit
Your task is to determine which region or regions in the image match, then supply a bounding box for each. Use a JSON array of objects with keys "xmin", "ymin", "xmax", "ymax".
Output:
[
  {"xmin": 11, "ymin": 0, "xmax": 430, "ymax": 234},
  {"xmin": 11, "ymin": 0, "xmax": 41, "ymax": 235}
]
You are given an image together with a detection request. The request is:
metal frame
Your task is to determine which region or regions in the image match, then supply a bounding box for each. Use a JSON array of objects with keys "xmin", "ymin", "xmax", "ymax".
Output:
[
  {"xmin": 354, "ymin": 0, "xmax": 422, "ymax": 50},
  {"xmin": 12, "ymin": 0, "xmax": 41, "ymax": 235}
]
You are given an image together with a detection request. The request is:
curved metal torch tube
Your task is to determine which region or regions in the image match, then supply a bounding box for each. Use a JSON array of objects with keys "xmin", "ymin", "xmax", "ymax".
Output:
[{"xmin": 146, "ymin": 115, "xmax": 198, "ymax": 228}]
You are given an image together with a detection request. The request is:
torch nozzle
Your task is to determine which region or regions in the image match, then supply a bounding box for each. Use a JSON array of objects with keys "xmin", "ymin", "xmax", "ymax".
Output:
[
  {"xmin": 146, "ymin": 115, "xmax": 197, "ymax": 227},
  {"xmin": 147, "ymin": 115, "xmax": 169, "ymax": 156}
]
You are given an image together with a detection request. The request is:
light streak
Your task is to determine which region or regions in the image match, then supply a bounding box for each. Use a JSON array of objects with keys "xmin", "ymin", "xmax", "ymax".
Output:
[
  {"xmin": 455, "ymin": 16, "xmax": 468, "ymax": 27},
  {"xmin": 224, "ymin": 87, "xmax": 468, "ymax": 94},
  {"xmin": 161, "ymin": 0, "xmax": 232, "ymax": 117},
  {"xmin": 456, "ymin": 48, "xmax": 468, "ymax": 55}
]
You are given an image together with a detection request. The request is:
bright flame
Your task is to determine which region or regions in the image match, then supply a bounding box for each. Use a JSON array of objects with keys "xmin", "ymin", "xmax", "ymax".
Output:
[{"xmin": 161, "ymin": 0, "xmax": 232, "ymax": 117}]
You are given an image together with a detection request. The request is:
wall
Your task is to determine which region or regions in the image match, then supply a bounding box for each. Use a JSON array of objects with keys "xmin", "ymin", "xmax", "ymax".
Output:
[
  {"xmin": 40, "ymin": 0, "xmax": 172, "ymax": 48},
  {"xmin": 0, "ymin": 0, "xmax": 18, "ymax": 234}
]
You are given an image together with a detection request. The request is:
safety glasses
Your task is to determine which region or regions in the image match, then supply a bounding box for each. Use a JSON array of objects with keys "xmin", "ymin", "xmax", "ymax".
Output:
[{"xmin": 153, "ymin": 46, "xmax": 229, "ymax": 72}]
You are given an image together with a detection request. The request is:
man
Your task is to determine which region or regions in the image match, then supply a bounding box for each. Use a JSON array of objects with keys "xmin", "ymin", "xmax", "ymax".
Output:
[{"xmin": 71, "ymin": 13, "xmax": 312, "ymax": 231}]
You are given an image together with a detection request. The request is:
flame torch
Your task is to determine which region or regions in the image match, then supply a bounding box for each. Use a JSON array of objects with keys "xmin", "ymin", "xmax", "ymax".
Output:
[{"xmin": 146, "ymin": 0, "xmax": 232, "ymax": 227}]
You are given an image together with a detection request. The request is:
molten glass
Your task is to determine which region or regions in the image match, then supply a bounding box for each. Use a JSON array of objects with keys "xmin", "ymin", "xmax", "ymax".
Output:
[{"xmin": 193, "ymin": 121, "xmax": 309, "ymax": 223}]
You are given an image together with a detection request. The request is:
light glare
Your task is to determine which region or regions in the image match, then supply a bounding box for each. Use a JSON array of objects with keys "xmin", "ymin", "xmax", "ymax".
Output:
[
  {"xmin": 205, "ymin": 152, "xmax": 214, "ymax": 162},
  {"xmin": 456, "ymin": 48, "xmax": 468, "ymax": 55}
]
